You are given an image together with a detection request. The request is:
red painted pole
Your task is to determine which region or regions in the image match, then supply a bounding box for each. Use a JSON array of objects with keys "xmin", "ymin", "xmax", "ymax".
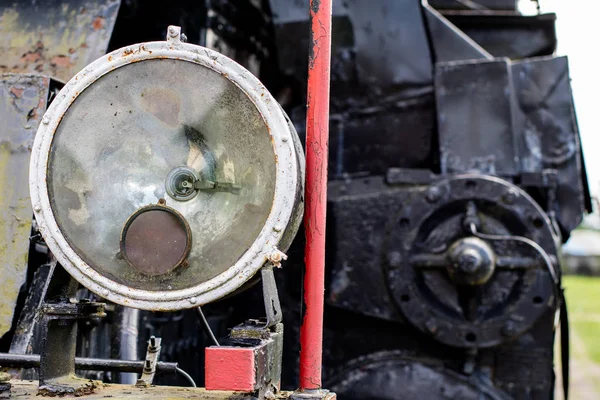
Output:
[{"xmin": 299, "ymin": 0, "xmax": 332, "ymax": 391}]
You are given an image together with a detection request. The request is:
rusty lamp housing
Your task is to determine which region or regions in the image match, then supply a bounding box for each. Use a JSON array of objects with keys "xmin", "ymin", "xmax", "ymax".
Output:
[{"xmin": 29, "ymin": 26, "xmax": 304, "ymax": 311}]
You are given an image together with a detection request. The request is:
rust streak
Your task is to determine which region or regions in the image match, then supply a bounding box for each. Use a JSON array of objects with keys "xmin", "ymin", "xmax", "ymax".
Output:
[
  {"xmin": 9, "ymin": 87, "xmax": 24, "ymax": 99},
  {"xmin": 50, "ymin": 55, "xmax": 72, "ymax": 68},
  {"xmin": 92, "ymin": 16, "xmax": 106, "ymax": 31}
]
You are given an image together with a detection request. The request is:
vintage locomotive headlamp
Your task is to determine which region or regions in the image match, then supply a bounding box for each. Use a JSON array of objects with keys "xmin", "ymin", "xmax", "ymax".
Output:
[{"xmin": 29, "ymin": 26, "xmax": 304, "ymax": 311}]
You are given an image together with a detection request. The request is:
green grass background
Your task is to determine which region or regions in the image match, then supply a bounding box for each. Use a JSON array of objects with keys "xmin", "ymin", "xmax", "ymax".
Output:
[{"xmin": 564, "ymin": 276, "xmax": 600, "ymax": 364}]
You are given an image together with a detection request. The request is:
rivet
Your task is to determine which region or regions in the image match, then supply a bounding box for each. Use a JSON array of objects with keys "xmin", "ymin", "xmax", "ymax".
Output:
[
  {"xmin": 189, "ymin": 297, "xmax": 197, "ymax": 304},
  {"xmin": 502, "ymin": 189, "xmax": 518, "ymax": 205},
  {"xmin": 282, "ymin": 137, "xmax": 288, "ymax": 143},
  {"xmin": 273, "ymin": 224, "xmax": 283, "ymax": 232},
  {"xmin": 102, "ymin": 289, "xmax": 109, "ymax": 296},
  {"xmin": 33, "ymin": 204, "xmax": 41, "ymax": 212},
  {"xmin": 426, "ymin": 186, "xmax": 441, "ymax": 203},
  {"xmin": 42, "ymin": 116, "xmax": 50, "ymax": 124}
]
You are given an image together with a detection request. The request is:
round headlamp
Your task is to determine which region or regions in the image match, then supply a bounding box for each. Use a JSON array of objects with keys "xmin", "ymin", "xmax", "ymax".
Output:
[{"xmin": 30, "ymin": 27, "xmax": 304, "ymax": 311}]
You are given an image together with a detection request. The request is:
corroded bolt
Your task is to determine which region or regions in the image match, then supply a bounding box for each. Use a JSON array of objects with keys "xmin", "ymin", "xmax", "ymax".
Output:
[
  {"xmin": 270, "ymin": 252, "xmax": 283, "ymax": 263},
  {"xmin": 426, "ymin": 186, "xmax": 442, "ymax": 203}
]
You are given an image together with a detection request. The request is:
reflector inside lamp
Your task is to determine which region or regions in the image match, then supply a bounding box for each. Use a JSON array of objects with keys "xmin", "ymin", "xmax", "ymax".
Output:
[{"xmin": 47, "ymin": 59, "xmax": 276, "ymax": 291}]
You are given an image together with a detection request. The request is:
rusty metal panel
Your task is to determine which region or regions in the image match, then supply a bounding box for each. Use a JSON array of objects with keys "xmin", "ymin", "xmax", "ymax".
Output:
[
  {"xmin": 0, "ymin": 73, "xmax": 50, "ymax": 338},
  {"xmin": 0, "ymin": 0, "xmax": 121, "ymax": 82}
]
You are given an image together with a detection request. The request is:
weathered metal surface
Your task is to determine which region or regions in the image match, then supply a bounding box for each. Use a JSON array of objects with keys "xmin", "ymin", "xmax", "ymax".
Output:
[
  {"xmin": 38, "ymin": 301, "xmax": 106, "ymax": 395},
  {"xmin": 435, "ymin": 58, "xmax": 519, "ymax": 176},
  {"xmin": 9, "ymin": 262, "xmax": 55, "ymax": 358},
  {"xmin": 422, "ymin": 4, "xmax": 493, "ymax": 62},
  {"xmin": 135, "ymin": 336, "xmax": 162, "ymax": 387},
  {"xmin": 443, "ymin": 13, "xmax": 557, "ymax": 59},
  {"xmin": 269, "ymin": 0, "xmax": 435, "ymax": 178},
  {"xmin": 261, "ymin": 266, "xmax": 283, "ymax": 328},
  {"xmin": 7, "ymin": 380, "xmax": 336, "ymax": 399},
  {"xmin": 386, "ymin": 175, "xmax": 558, "ymax": 348},
  {"xmin": 0, "ymin": 73, "xmax": 50, "ymax": 339},
  {"xmin": 513, "ymin": 56, "xmax": 589, "ymax": 233},
  {"xmin": 0, "ymin": 0, "xmax": 121, "ymax": 82},
  {"xmin": 206, "ymin": 321, "xmax": 283, "ymax": 396},
  {"xmin": 326, "ymin": 174, "xmax": 559, "ymax": 348},
  {"xmin": 300, "ymin": 0, "xmax": 332, "ymax": 391},
  {"xmin": 435, "ymin": 54, "xmax": 589, "ymax": 235}
]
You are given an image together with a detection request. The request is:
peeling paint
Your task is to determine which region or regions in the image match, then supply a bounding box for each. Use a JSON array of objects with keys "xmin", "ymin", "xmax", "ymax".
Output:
[{"xmin": 0, "ymin": 73, "xmax": 51, "ymax": 337}]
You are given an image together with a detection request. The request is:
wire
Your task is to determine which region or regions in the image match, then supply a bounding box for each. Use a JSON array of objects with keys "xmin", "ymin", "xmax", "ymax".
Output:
[
  {"xmin": 175, "ymin": 367, "xmax": 197, "ymax": 388},
  {"xmin": 195, "ymin": 306, "xmax": 220, "ymax": 346},
  {"xmin": 469, "ymin": 222, "xmax": 563, "ymax": 330},
  {"xmin": 469, "ymin": 223, "xmax": 558, "ymax": 285}
]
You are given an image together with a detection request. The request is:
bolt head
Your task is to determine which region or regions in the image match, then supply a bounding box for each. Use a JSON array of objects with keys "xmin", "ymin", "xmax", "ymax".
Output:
[
  {"xmin": 426, "ymin": 186, "xmax": 442, "ymax": 203},
  {"xmin": 457, "ymin": 251, "xmax": 482, "ymax": 273},
  {"xmin": 168, "ymin": 26, "xmax": 179, "ymax": 38},
  {"xmin": 425, "ymin": 319, "xmax": 438, "ymax": 335},
  {"xmin": 503, "ymin": 189, "xmax": 518, "ymax": 204},
  {"xmin": 388, "ymin": 251, "xmax": 402, "ymax": 268},
  {"xmin": 270, "ymin": 252, "xmax": 283, "ymax": 263},
  {"xmin": 501, "ymin": 321, "xmax": 518, "ymax": 337}
]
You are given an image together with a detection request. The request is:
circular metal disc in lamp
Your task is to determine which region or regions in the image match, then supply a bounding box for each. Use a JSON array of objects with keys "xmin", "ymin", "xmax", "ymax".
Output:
[{"xmin": 29, "ymin": 26, "xmax": 304, "ymax": 311}]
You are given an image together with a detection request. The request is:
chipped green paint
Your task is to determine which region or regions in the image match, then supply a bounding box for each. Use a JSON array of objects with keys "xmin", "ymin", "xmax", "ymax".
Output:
[{"xmin": 0, "ymin": 73, "xmax": 50, "ymax": 338}]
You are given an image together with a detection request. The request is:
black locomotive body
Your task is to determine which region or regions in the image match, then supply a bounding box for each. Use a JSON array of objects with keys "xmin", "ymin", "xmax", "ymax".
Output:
[{"xmin": 228, "ymin": 1, "xmax": 588, "ymax": 398}]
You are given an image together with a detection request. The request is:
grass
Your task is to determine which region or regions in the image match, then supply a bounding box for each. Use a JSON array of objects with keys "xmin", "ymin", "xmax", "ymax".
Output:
[{"xmin": 563, "ymin": 275, "xmax": 600, "ymax": 364}]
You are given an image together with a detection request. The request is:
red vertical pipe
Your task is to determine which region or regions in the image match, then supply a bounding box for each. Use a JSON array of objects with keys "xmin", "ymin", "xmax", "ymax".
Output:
[{"xmin": 300, "ymin": 0, "xmax": 332, "ymax": 391}]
